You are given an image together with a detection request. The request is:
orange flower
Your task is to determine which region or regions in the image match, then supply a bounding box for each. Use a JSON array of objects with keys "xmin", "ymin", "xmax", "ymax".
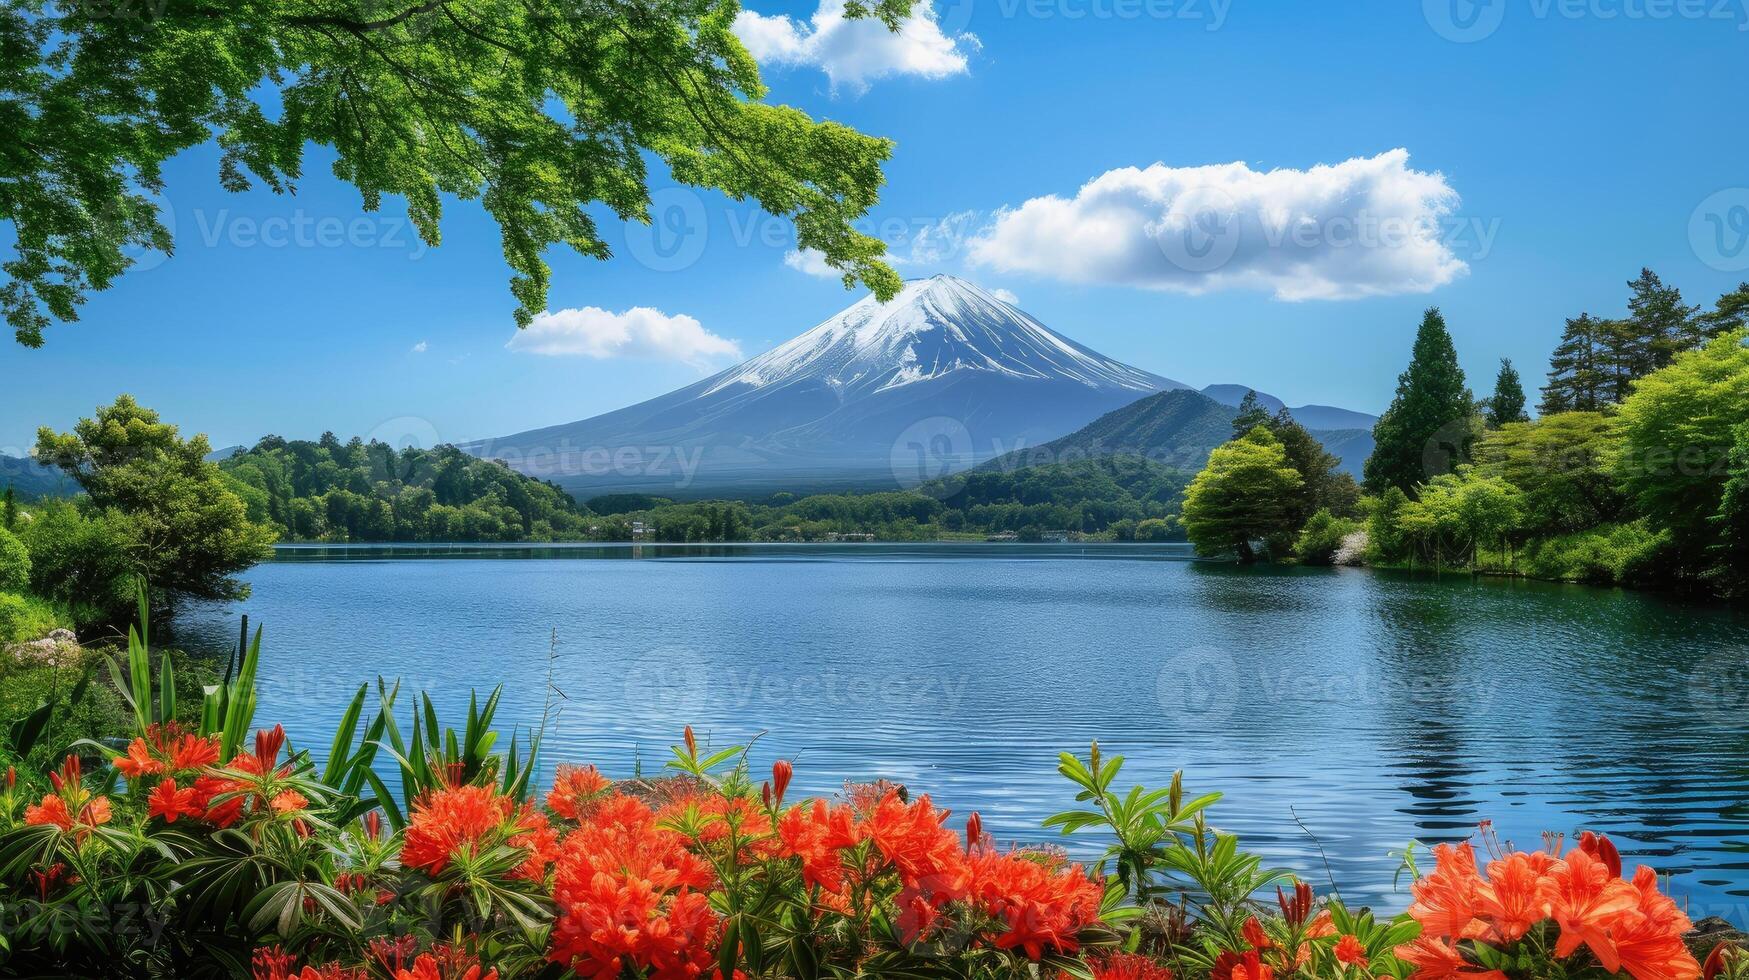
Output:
[
  {"xmin": 1408, "ymin": 843, "xmax": 1489, "ymax": 941},
  {"xmin": 966, "ymin": 850, "xmax": 1105, "ymax": 960},
  {"xmin": 147, "ymin": 778, "xmax": 202, "ymax": 823},
  {"xmin": 393, "ymin": 949, "xmax": 500, "ymax": 980},
  {"xmin": 1395, "ymin": 934, "xmax": 1510, "ymax": 980},
  {"xmin": 1333, "ymin": 934, "xmax": 1368, "ymax": 967},
  {"xmin": 1609, "ymin": 866, "xmax": 1700, "ymax": 980},
  {"xmin": 547, "ymin": 765, "xmax": 612, "ymax": 820},
  {"xmin": 1076, "ymin": 953, "xmax": 1174, "ymax": 980},
  {"xmin": 115, "ymin": 738, "xmax": 163, "ymax": 780},
  {"xmin": 1538, "ymin": 847, "xmax": 1640, "ymax": 972},
  {"xmin": 776, "ymin": 798, "xmax": 859, "ymax": 894},
  {"xmin": 271, "ymin": 789, "xmax": 309, "ymax": 815},
  {"xmin": 1242, "ymin": 915, "xmax": 1273, "ymax": 949},
  {"xmin": 1475, "ymin": 851, "xmax": 1551, "ymax": 942},
  {"xmin": 24, "ymin": 794, "xmax": 74, "ymax": 832},
  {"xmin": 1214, "ymin": 950, "xmax": 1274, "ymax": 980}
]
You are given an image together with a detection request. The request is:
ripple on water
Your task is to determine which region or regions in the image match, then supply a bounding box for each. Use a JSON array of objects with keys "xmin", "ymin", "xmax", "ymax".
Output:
[{"xmin": 178, "ymin": 544, "xmax": 1749, "ymax": 915}]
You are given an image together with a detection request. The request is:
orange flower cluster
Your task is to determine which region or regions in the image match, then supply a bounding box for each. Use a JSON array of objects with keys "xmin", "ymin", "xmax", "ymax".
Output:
[
  {"xmin": 253, "ymin": 945, "xmax": 497, "ymax": 980},
  {"xmin": 400, "ymin": 782, "xmax": 555, "ymax": 883},
  {"xmin": 114, "ymin": 722, "xmax": 220, "ymax": 780},
  {"xmin": 547, "ymin": 764, "xmax": 612, "ymax": 820},
  {"xmin": 23, "ymin": 756, "xmax": 111, "ymax": 840},
  {"xmin": 771, "ymin": 784, "xmax": 1104, "ymax": 958},
  {"xmin": 1077, "ymin": 952, "xmax": 1176, "ymax": 980},
  {"xmin": 967, "ymin": 848, "xmax": 1105, "ymax": 959},
  {"xmin": 1399, "ymin": 831, "xmax": 1700, "ymax": 980},
  {"xmin": 547, "ymin": 793, "xmax": 720, "ymax": 980}
]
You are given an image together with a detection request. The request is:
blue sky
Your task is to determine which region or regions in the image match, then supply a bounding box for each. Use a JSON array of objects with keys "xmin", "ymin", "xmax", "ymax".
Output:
[{"xmin": 5, "ymin": 0, "xmax": 1748, "ymax": 453}]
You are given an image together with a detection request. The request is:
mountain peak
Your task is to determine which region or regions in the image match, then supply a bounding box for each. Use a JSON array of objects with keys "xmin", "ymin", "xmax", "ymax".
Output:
[{"xmin": 701, "ymin": 275, "xmax": 1179, "ymax": 398}]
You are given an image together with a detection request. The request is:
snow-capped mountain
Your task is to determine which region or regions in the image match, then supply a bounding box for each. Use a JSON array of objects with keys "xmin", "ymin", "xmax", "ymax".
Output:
[{"xmin": 466, "ymin": 276, "xmax": 1189, "ymax": 495}]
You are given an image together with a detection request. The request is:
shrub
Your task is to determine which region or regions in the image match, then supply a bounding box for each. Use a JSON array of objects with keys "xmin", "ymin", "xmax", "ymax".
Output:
[
  {"xmin": 1519, "ymin": 521, "xmax": 1672, "ymax": 585},
  {"xmin": 15, "ymin": 501, "xmax": 137, "ymax": 629},
  {"xmin": 1295, "ymin": 509, "xmax": 1359, "ymax": 565},
  {"xmin": 0, "ymin": 526, "xmax": 27, "ymax": 592},
  {"xmin": 0, "ymin": 591, "xmax": 63, "ymax": 645},
  {"xmin": 1364, "ymin": 487, "xmax": 1411, "ymax": 564}
]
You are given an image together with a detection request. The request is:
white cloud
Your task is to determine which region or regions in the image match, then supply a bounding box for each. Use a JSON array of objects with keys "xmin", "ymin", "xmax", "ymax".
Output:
[
  {"xmin": 410, "ymin": 341, "xmax": 428, "ymax": 353},
  {"xmin": 968, "ymin": 149, "xmax": 1467, "ymax": 301},
  {"xmin": 507, "ymin": 307, "xmax": 743, "ymax": 368},
  {"xmin": 783, "ymin": 248, "xmax": 841, "ymax": 279},
  {"xmin": 989, "ymin": 287, "xmax": 1019, "ymax": 304},
  {"xmin": 734, "ymin": 0, "xmax": 974, "ymax": 93}
]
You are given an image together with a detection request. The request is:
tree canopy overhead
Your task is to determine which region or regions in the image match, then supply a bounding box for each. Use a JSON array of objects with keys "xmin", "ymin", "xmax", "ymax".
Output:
[{"xmin": 0, "ymin": 0, "xmax": 910, "ymax": 346}]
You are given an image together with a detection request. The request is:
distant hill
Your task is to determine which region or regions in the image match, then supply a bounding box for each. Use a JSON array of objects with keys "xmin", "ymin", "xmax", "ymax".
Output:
[
  {"xmin": 1199, "ymin": 384, "xmax": 1378, "ymax": 432},
  {"xmin": 0, "ymin": 454, "xmax": 73, "ymax": 500},
  {"xmin": 983, "ymin": 388, "xmax": 1374, "ymax": 478},
  {"xmin": 982, "ymin": 389, "xmax": 1235, "ymax": 473}
]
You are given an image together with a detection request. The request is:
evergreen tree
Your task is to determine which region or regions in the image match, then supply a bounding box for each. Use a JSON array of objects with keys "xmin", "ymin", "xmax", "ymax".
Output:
[
  {"xmin": 1541, "ymin": 313, "xmax": 1610, "ymax": 414},
  {"xmin": 1624, "ymin": 268, "xmax": 1703, "ymax": 371},
  {"xmin": 1, "ymin": 487, "xmax": 13, "ymax": 530},
  {"xmin": 1485, "ymin": 358, "xmax": 1529, "ymax": 428},
  {"xmin": 1231, "ymin": 390, "xmax": 1272, "ymax": 439},
  {"xmin": 1269, "ymin": 407, "xmax": 1358, "ymax": 524},
  {"xmin": 1699, "ymin": 282, "xmax": 1749, "ymax": 339},
  {"xmin": 1363, "ymin": 308, "xmax": 1475, "ymax": 495}
]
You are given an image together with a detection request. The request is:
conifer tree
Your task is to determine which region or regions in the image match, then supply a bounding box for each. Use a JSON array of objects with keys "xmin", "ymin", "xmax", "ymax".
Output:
[
  {"xmin": 1485, "ymin": 358, "xmax": 1529, "ymax": 428},
  {"xmin": 1700, "ymin": 282, "xmax": 1749, "ymax": 339},
  {"xmin": 1363, "ymin": 308, "xmax": 1475, "ymax": 495},
  {"xmin": 1625, "ymin": 268, "xmax": 1703, "ymax": 371},
  {"xmin": 1231, "ymin": 390, "xmax": 1273, "ymax": 439},
  {"xmin": 1541, "ymin": 313, "xmax": 1610, "ymax": 414}
]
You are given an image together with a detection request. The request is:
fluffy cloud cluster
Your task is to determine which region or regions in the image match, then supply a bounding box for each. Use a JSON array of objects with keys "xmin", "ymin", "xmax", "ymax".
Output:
[
  {"xmin": 968, "ymin": 149, "xmax": 1467, "ymax": 300},
  {"xmin": 507, "ymin": 307, "xmax": 743, "ymax": 368},
  {"xmin": 734, "ymin": 0, "xmax": 974, "ymax": 92},
  {"xmin": 783, "ymin": 248, "xmax": 839, "ymax": 278}
]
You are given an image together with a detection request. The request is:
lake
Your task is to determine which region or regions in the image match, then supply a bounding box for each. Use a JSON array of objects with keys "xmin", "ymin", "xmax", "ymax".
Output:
[{"xmin": 180, "ymin": 543, "xmax": 1749, "ymax": 916}]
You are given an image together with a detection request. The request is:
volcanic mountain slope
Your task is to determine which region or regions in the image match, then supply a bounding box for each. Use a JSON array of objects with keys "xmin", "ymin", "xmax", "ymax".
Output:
[
  {"xmin": 982, "ymin": 388, "xmax": 1375, "ymax": 477},
  {"xmin": 466, "ymin": 276, "xmax": 1188, "ymax": 495}
]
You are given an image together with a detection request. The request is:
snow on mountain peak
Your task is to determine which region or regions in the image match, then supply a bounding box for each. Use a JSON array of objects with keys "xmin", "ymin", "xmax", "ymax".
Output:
[{"xmin": 703, "ymin": 274, "xmax": 1173, "ymax": 397}]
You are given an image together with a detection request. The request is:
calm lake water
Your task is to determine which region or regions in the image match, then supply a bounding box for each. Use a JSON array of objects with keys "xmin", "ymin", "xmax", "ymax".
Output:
[{"xmin": 181, "ymin": 543, "xmax": 1749, "ymax": 916}]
